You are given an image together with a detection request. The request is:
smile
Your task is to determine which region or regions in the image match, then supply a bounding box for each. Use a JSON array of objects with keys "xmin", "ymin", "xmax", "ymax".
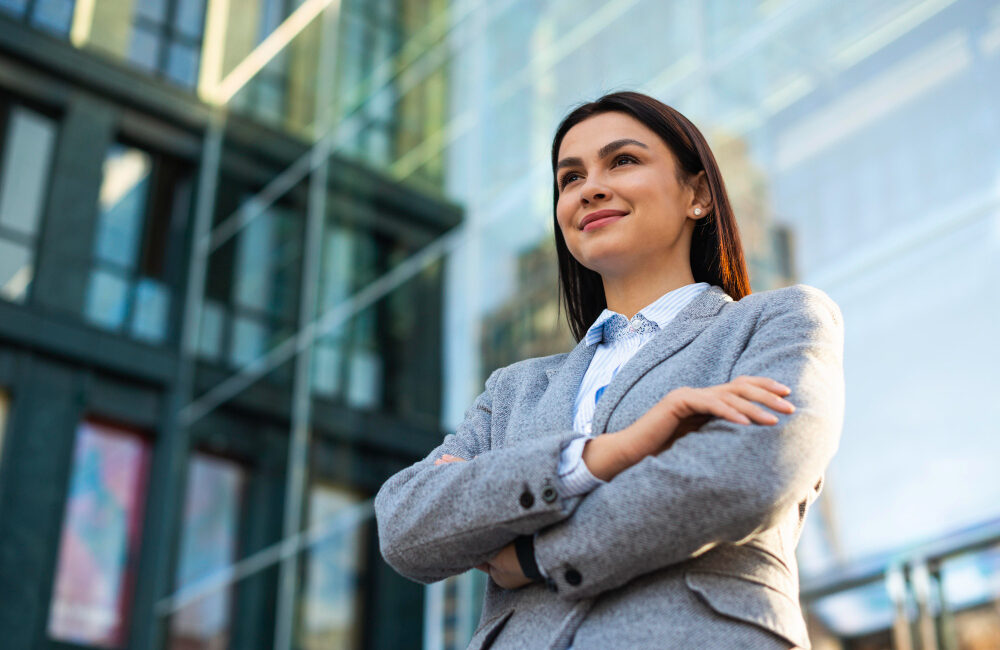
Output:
[{"xmin": 582, "ymin": 215, "xmax": 626, "ymax": 232}]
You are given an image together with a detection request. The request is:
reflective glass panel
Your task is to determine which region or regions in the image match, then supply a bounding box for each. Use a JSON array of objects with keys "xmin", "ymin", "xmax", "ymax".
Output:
[
  {"xmin": 0, "ymin": 239, "xmax": 32, "ymax": 303},
  {"xmin": 168, "ymin": 454, "xmax": 245, "ymax": 650},
  {"xmin": 84, "ymin": 268, "xmax": 130, "ymax": 331},
  {"xmin": 0, "ymin": 106, "xmax": 57, "ymax": 237},
  {"xmin": 300, "ymin": 484, "xmax": 367, "ymax": 650},
  {"xmin": 174, "ymin": 0, "xmax": 206, "ymax": 38},
  {"xmin": 0, "ymin": 0, "xmax": 28, "ymax": 16},
  {"xmin": 94, "ymin": 145, "xmax": 152, "ymax": 271},
  {"xmin": 30, "ymin": 0, "xmax": 73, "ymax": 36},
  {"xmin": 130, "ymin": 277, "xmax": 170, "ymax": 343}
]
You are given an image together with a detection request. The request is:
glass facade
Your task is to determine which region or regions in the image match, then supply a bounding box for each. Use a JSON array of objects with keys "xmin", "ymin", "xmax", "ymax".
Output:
[
  {"xmin": 0, "ymin": 0, "xmax": 996, "ymax": 648},
  {"xmin": 84, "ymin": 141, "xmax": 191, "ymax": 344},
  {"xmin": 168, "ymin": 453, "xmax": 245, "ymax": 650},
  {"xmin": 299, "ymin": 483, "xmax": 367, "ymax": 650},
  {"xmin": 0, "ymin": 0, "xmax": 76, "ymax": 37},
  {"xmin": 126, "ymin": 0, "xmax": 207, "ymax": 88},
  {"xmin": 0, "ymin": 102, "xmax": 57, "ymax": 304}
]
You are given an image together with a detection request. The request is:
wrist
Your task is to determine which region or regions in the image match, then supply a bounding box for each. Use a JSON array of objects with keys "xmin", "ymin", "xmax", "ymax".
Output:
[
  {"xmin": 581, "ymin": 430, "xmax": 639, "ymax": 481},
  {"xmin": 513, "ymin": 535, "xmax": 541, "ymax": 580}
]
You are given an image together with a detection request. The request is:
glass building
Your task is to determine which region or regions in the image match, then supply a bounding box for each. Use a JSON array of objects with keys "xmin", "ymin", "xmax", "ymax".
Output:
[{"xmin": 0, "ymin": 1, "xmax": 998, "ymax": 649}]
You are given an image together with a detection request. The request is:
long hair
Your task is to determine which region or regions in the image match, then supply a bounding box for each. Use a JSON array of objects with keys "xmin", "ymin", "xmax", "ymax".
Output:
[{"xmin": 551, "ymin": 91, "xmax": 751, "ymax": 342}]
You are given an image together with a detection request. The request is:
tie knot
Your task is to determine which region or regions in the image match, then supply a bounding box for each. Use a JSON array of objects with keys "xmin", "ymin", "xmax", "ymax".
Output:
[{"xmin": 603, "ymin": 312, "xmax": 658, "ymax": 344}]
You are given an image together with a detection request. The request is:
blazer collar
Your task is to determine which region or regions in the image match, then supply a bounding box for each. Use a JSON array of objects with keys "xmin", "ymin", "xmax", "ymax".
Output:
[{"xmin": 539, "ymin": 285, "xmax": 732, "ymax": 435}]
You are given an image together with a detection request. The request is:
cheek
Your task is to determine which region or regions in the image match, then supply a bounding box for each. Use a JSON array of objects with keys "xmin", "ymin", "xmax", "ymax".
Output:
[{"xmin": 555, "ymin": 197, "xmax": 574, "ymax": 229}]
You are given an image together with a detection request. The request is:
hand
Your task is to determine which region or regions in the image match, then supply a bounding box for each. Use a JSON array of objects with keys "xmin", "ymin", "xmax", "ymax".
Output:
[
  {"xmin": 432, "ymin": 454, "xmax": 532, "ymax": 589},
  {"xmin": 621, "ymin": 376, "xmax": 796, "ymax": 461},
  {"xmin": 479, "ymin": 542, "xmax": 533, "ymax": 590},
  {"xmin": 666, "ymin": 375, "xmax": 794, "ymax": 429},
  {"xmin": 433, "ymin": 453, "xmax": 476, "ymax": 466}
]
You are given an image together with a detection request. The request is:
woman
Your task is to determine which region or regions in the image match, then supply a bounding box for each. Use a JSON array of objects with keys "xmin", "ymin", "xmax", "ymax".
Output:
[{"xmin": 375, "ymin": 91, "xmax": 845, "ymax": 649}]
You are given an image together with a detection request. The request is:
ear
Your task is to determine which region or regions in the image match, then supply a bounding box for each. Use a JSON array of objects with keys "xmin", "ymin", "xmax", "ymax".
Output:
[{"xmin": 689, "ymin": 170, "xmax": 712, "ymax": 218}]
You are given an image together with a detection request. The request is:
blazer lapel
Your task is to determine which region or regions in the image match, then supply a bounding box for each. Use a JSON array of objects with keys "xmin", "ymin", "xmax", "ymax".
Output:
[
  {"xmin": 590, "ymin": 285, "xmax": 733, "ymax": 435},
  {"xmin": 534, "ymin": 336, "xmax": 597, "ymax": 436}
]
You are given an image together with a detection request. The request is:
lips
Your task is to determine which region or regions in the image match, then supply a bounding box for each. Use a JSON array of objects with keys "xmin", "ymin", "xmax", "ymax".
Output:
[{"xmin": 580, "ymin": 209, "xmax": 628, "ymax": 230}]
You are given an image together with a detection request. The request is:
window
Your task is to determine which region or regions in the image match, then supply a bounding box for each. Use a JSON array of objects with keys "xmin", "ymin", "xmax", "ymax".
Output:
[
  {"xmin": 198, "ymin": 187, "xmax": 304, "ymax": 382},
  {"xmin": 227, "ymin": 0, "xmax": 307, "ymax": 125},
  {"xmin": 229, "ymin": 197, "xmax": 302, "ymax": 369},
  {"xmin": 299, "ymin": 483, "xmax": 367, "ymax": 650},
  {"xmin": 47, "ymin": 419, "xmax": 152, "ymax": 647},
  {"xmin": 126, "ymin": 0, "xmax": 208, "ymax": 89},
  {"xmin": 0, "ymin": 103, "xmax": 58, "ymax": 304},
  {"xmin": 84, "ymin": 141, "xmax": 193, "ymax": 344},
  {"xmin": 336, "ymin": 0, "xmax": 400, "ymax": 168},
  {"xmin": 311, "ymin": 225, "xmax": 383, "ymax": 409},
  {"xmin": 168, "ymin": 453, "xmax": 246, "ymax": 650},
  {"xmin": 0, "ymin": 0, "xmax": 76, "ymax": 37}
]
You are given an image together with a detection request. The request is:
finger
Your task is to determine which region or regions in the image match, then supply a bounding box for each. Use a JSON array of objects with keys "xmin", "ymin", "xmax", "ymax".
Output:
[
  {"xmin": 734, "ymin": 375, "xmax": 791, "ymax": 395},
  {"xmin": 731, "ymin": 383, "xmax": 795, "ymax": 414},
  {"xmin": 720, "ymin": 392, "xmax": 780, "ymax": 424},
  {"xmin": 690, "ymin": 390, "xmax": 750, "ymax": 425},
  {"xmin": 710, "ymin": 393, "xmax": 752, "ymax": 424}
]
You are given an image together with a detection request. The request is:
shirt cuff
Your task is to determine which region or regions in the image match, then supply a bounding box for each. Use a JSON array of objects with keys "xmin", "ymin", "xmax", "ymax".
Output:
[{"xmin": 557, "ymin": 435, "xmax": 607, "ymax": 497}]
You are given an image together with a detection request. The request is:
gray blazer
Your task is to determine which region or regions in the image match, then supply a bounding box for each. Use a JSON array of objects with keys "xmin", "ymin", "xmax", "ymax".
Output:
[{"xmin": 375, "ymin": 284, "xmax": 845, "ymax": 649}]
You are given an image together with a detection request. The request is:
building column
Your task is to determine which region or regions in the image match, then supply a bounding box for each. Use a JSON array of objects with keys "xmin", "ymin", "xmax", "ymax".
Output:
[{"xmin": 31, "ymin": 92, "xmax": 118, "ymax": 317}]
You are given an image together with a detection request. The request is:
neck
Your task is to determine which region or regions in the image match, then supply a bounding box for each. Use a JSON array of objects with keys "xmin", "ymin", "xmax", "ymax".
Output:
[{"xmin": 601, "ymin": 264, "xmax": 697, "ymax": 320}]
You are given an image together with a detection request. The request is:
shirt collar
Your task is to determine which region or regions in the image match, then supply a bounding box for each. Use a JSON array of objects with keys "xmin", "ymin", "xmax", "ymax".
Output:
[{"xmin": 583, "ymin": 282, "xmax": 711, "ymax": 347}]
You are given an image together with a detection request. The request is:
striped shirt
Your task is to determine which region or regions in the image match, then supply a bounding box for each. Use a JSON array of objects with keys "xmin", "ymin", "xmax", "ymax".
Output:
[
  {"xmin": 558, "ymin": 281, "xmax": 711, "ymax": 495},
  {"xmin": 534, "ymin": 281, "xmax": 710, "ymax": 585}
]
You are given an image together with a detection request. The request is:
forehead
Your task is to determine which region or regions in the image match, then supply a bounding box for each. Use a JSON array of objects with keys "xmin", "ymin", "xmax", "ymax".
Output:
[{"xmin": 558, "ymin": 112, "xmax": 663, "ymax": 158}]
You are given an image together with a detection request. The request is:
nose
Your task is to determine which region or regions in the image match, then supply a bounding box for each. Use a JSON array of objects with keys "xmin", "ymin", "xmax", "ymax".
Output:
[{"xmin": 580, "ymin": 177, "xmax": 611, "ymax": 204}]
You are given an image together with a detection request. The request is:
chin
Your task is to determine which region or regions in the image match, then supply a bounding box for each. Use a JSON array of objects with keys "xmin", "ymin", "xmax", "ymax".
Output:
[{"xmin": 577, "ymin": 251, "xmax": 634, "ymax": 277}]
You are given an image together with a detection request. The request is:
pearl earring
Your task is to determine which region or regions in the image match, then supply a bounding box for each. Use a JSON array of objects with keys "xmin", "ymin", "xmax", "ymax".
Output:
[{"xmin": 694, "ymin": 208, "xmax": 702, "ymax": 216}]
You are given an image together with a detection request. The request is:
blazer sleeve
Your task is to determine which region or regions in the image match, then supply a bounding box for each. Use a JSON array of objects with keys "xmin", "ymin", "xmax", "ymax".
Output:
[
  {"xmin": 374, "ymin": 366, "xmax": 586, "ymax": 584},
  {"xmin": 532, "ymin": 285, "xmax": 846, "ymax": 600}
]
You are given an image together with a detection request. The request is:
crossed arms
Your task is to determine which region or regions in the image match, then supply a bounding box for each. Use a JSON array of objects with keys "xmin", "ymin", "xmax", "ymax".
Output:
[{"xmin": 374, "ymin": 286, "xmax": 845, "ymax": 600}]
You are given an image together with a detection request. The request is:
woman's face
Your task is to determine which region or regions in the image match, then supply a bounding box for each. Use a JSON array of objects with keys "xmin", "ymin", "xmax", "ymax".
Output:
[{"xmin": 555, "ymin": 111, "xmax": 701, "ymax": 278}]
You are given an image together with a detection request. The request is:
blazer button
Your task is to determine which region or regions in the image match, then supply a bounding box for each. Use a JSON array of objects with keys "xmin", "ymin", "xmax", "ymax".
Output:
[
  {"xmin": 519, "ymin": 491, "xmax": 534, "ymax": 508},
  {"xmin": 564, "ymin": 568, "xmax": 582, "ymax": 586},
  {"xmin": 541, "ymin": 486, "xmax": 558, "ymax": 503}
]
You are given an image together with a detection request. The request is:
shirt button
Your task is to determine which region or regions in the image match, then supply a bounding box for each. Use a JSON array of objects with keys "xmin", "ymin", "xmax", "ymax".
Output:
[
  {"xmin": 584, "ymin": 423, "xmax": 592, "ymax": 434},
  {"xmin": 565, "ymin": 568, "xmax": 582, "ymax": 586},
  {"xmin": 541, "ymin": 486, "xmax": 558, "ymax": 503},
  {"xmin": 519, "ymin": 491, "xmax": 534, "ymax": 509}
]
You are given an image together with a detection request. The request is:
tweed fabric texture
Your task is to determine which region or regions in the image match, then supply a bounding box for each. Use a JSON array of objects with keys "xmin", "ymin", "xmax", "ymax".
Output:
[{"xmin": 374, "ymin": 284, "xmax": 845, "ymax": 649}]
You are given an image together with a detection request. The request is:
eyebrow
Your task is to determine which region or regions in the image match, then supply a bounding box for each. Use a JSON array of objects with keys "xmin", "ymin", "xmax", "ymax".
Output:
[{"xmin": 556, "ymin": 138, "xmax": 649, "ymax": 171}]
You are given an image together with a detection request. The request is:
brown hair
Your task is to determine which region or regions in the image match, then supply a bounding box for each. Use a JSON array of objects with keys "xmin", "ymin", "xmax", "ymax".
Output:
[{"xmin": 551, "ymin": 90, "xmax": 751, "ymax": 341}]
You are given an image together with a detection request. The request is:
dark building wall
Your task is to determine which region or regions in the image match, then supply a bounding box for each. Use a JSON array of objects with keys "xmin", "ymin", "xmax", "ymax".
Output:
[
  {"xmin": 0, "ymin": 11, "xmax": 457, "ymax": 649},
  {"xmin": 31, "ymin": 93, "xmax": 117, "ymax": 317}
]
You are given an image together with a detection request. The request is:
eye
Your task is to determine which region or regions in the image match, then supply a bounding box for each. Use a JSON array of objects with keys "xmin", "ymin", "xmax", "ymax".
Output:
[
  {"xmin": 558, "ymin": 154, "xmax": 637, "ymax": 191},
  {"xmin": 558, "ymin": 171, "xmax": 582, "ymax": 190}
]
